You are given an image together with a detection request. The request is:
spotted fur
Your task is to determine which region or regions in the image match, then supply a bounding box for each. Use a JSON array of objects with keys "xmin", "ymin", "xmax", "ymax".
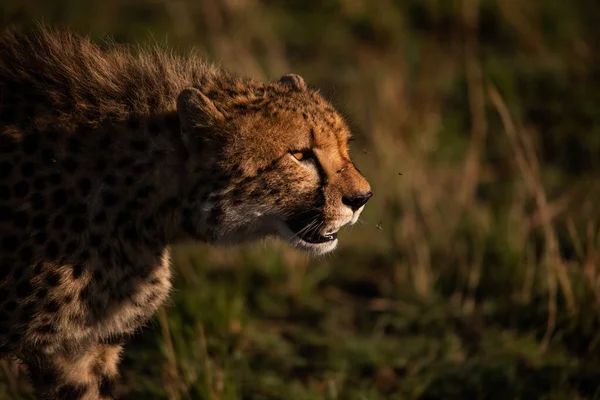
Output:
[{"xmin": 0, "ymin": 27, "xmax": 371, "ymax": 399}]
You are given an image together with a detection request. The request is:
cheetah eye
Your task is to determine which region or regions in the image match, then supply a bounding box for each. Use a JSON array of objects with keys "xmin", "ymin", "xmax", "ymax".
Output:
[{"xmin": 291, "ymin": 149, "xmax": 314, "ymax": 161}]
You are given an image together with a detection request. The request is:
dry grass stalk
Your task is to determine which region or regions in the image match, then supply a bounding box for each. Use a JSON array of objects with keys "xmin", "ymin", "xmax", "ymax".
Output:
[
  {"xmin": 459, "ymin": 0, "xmax": 487, "ymax": 208},
  {"xmin": 198, "ymin": 324, "xmax": 217, "ymax": 400},
  {"xmin": 488, "ymin": 85, "xmax": 576, "ymax": 350},
  {"xmin": 457, "ymin": 0, "xmax": 486, "ymax": 313},
  {"xmin": 158, "ymin": 307, "xmax": 181, "ymax": 400}
]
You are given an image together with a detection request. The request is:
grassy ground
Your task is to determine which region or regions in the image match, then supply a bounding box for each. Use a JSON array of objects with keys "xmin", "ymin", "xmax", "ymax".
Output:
[{"xmin": 1, "ymin": 0, "xmax": 600, "ymax": 399}]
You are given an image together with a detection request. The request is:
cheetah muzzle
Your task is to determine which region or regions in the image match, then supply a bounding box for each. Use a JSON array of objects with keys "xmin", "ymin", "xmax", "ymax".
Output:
[{"xmin": 0, "ymin": 27, "xmax": 371, "ymax": 400}]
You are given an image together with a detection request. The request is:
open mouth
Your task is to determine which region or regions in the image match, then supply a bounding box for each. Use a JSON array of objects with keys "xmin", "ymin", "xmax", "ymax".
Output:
[{"xmin": 285, "ymin": 211, "xmax": 337, "ymax": 244}]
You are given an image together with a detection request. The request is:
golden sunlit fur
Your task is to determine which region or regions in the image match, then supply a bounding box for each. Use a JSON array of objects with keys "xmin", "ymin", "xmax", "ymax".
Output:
[{"xmin": 0, "ymin": 27, "xmax": 371, "ymax": 399}]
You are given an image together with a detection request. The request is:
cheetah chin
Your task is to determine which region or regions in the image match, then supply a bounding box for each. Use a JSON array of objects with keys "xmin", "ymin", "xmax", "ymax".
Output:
[
  {"xmin": 274, "ymin": 207, "xmax": 366, "ymax": 255},
  {"xmin": 277, "ymin": 222, "xmax": 339, "ymax": 255}
]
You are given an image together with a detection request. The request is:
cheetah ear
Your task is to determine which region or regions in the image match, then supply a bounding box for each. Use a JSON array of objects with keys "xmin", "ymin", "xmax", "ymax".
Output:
[
  {"xmin": 279, "ymin": 74, "xmax": 306, "ymax": 91},
  {"xmin": 177, "ymin": 88, "xmax": 225, "ymax": 148},
  {"xmin": 177, "ymin": 88, "xmax": 224, "ymax": 128}
]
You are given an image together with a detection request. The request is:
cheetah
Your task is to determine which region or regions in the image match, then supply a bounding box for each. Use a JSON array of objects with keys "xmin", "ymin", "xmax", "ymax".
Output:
[{"xmin": 0, "ymin": 27, "xmax": 372, "ymax": 399}]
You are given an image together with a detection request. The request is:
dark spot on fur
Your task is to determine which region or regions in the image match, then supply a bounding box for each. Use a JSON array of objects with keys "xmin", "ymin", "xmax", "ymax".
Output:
[
  {"xmin": 29, "ymin": 194, "xmax": 44, "ymax": 211},
  {"xmin": 165, "ymin": 113, "xmax": 180, "ymax": 131},
  {"xmin": 0, "ymin": 320, "xmax": 8, "ymax": 335},
  {"xmin": 99, "ymin": 246, "xmax": 113, "ymax": 263},
  {"xmin": 13, "ymin": 210, "xmax": 29, "ymax": 228},
  {"xmin": 58, "ymin": 245, "xmax": 75, "ymax": 260},
  {"xmin": 181, "ymin": 209, "xmax": 196, "ymax": 236},
  {"xmin": 3, "ymin": 300, "xmax": 17, "ymax": 311},
  {"xmin": 67, "ymin": 137, "xmax": 82, "ymax": 153},
  {"xmin": 2, "ymin": 235, "xmax": 18, "ymax": 251},
  {"xmin": 57, "ymin": 384, "xmax": 87, "ymax": 399},
  {"xmin": 124, "ymin": 200, "xmax": 141, "ymax": 213},
  {"xmin": 19, "ymin": 246, "xmax": 33, "ymax": 263},
  {"xmin": 103, "ymin": 174, "xmax": 117, "ymax": 186},
  {"xmin": 33, "ymin": 176, "xmax": 46, "ymax": 191},
  {"xmin": 153, "ymin": 149, "xmax": 167, "ymax": 159},
  {"xmin": 70, "ymin": 217, "xmax": 86, "ymax": 233},
  {"xmin": 14, "ymin": 181, "xmax": 29, "ymax": 198},
  {"xmin": 127, "ymin": 117, "xmax": 140, "ymax": 131},
  {"xmin": 0, "ymin": 185, "xmax": 9, "ymax": 200},
  {"xmin": 102, "ymin": 191, "xmax": 118, "ymax": 207},
  {"xmin": 0, "ymin": 206, "xmax": 11, "ymax": 221},
  {"xmin": 34, "ymin": 231, "xmax": 47, "ymax": 245},
  {"xmin": 143, "ymin": 216, "xmax": 156, "ymax": 231},
  {"xmin": 33, "ymin": 263, "xmax": 44, "ymax": 276},
  {"xmin": 89, "ymin": 233, "xmax": 103, "ymax": 247},
  {"xmin": 136, "ymin": 185, "xmax": 154, "ymax": 198},
  {"xmin": 21, "ymin": 136, "xmax": 38, "ymax": 154},
  {"xmin": 61, "ymin": 157, "xmax": 78, "ymax": 173},
  {"xmin": 0, "ymin": 261, "xmax": 11, "ymax": 281},
  {"xmin": 36, "ymin": 287, "xmax": 48, "ymax": 299},
  {"xmin": 115, "ymin": 211, "xmax": 128, "ymax": 227},
  {"xmin": 46, "ymin": 131, "xmax": 58, "ymax": 143},
  {"xmin": 132, "ymin": 164, "xmax": 147, "ymax": 175},
  {"xmin": 149, "ymin": 277, "xmax": 161, "ymax": 285},
  {"xmin": 7, "ymin": 332, "xmax": 23, "ymax": 344},
  {"xmin": 0, "ymin": 161, "xmax": 12, "ymax": 179},
  {"xmin": 45, "ymin": 241, "xmax": 60, "ymax": 259},
  {"xmin": 117, "ymin": 157, "xmax": 134, "ymax": 169},
  {"xmin": 93, "ymin": 269, "xmax": 104, "ymax": 283},
  {"xmin": 52, "ymin": 189, "xmax": 68, "ymax": 207},
  {"xmin": 93, "ymin": 211, "xmax": 107, "ymax": 225},
  {"xmin": 123, "ymin": 226, "xmax": 139, "ymax": 242},
  {"xmin": 20, "ymin": 162, "xmax": 35, "ymax": 177},
  {"xmin": 19, "ymin": 303, "xmax": 35, "ymax": 322},
  {"xmin": 159, "ymin": 197, "xmax": 179, "ymax": 213},
  {"xmin": 45, "ymin": 300, "xmax": 59, "ymax": 313},
  {"xmin": 15, "ymin": 280, "xmax": 32, "ymax": 297},
  {"xmin": 45, "ymin": 272, "xmax": 61, "ymax": 287},
  {"xmin": 0, "ymin": 137, "xmax": 17, "ymax": 154},
  {"xmin": 249, "ymin": 188, "xmax": 262, "ymax": 198},
  {"xmin": 79, "ymin": 285, "xmax": 91, "ymax": 301},
  {"xmin": 130, "ymin": 139, "xmax": 148, "ymax": 151},
  {"xmin": 78, "ymin": 249, "xmax": 90, "ymax": 261},
  {"xmin": 98, "ymin": 134, "xmax": 113, "ymax": 149},
  {"xmin": 12, "ymin": 263, "xmax": 25, "ymax": 282},
  {"xmin": 65, "ymin": 202, "xmax": 86, "ymax": 216},
  {"xmin": 95, "ymin": 158, "xmax": 107, "ymax": 172},
  {"xmin": 99, "ymin": 376, "xmax": 116, "ymax": 397},
  {"xmin": 77, "ymin": 178, "xmax": 92, "ymax": 196},
  {"xmin": 52, "ymin": 215, "xmax": 66, "ymax": 230},
  {"xmin": 207, "ymin": 208, "xmax": 222, "ymax": 226},
  {"xmin": 37, "ymin": 324, "xmax": 56, "ymax": 334},
  {"xmin": 48, "ymin": 173, "xmax": 62, "ymax": 185},
  {"xmin": 72, "ymin": 263, "xmax": 84, "ymax": 279},
  {"xmin": 32, "ymin": 214, "xmax": 47, "ymax": 229},
  {"xmin": 231, "ymin": 187, "xmax": 243, "ymax": 198},
  {"xmin": 40, "ymin": 148, "xmax": 55, "ymax": 164}
]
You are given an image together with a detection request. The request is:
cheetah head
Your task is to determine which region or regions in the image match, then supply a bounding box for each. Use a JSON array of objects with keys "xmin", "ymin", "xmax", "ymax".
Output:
[{"xmin": 177, "ymin": 74, "xmax": 372, "ymax": 255}]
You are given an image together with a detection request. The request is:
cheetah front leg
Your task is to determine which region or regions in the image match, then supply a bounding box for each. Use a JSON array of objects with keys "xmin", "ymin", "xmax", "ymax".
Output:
[{"xmin": 25, "ymin": 342, "xmax": 122, "ymax": 400}]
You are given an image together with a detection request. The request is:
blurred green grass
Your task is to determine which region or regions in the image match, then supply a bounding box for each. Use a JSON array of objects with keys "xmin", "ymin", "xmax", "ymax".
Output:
[{"xmin": 2, "ymin": 0, "xmax": 600, "ymax": 399}]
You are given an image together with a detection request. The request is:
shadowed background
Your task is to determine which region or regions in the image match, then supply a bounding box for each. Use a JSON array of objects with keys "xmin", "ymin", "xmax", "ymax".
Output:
[{"xmin": 1, "ymin": 0, "xmax": 600, "ymax": 399}]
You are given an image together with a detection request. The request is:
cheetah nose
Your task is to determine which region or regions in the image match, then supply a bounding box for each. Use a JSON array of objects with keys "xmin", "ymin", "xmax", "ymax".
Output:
[{"xmin": 342, "ymin": 191, "xmax": 373, "ymax": 212}]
